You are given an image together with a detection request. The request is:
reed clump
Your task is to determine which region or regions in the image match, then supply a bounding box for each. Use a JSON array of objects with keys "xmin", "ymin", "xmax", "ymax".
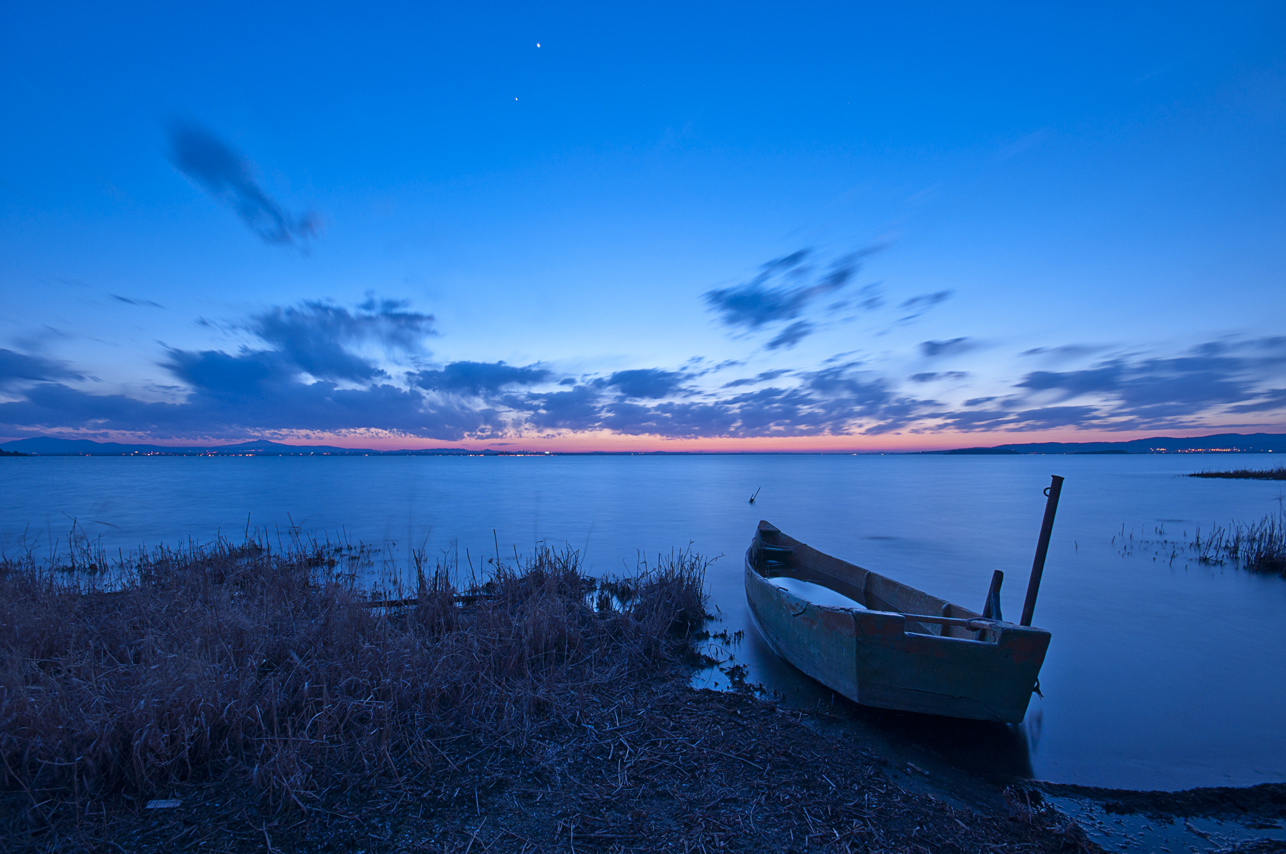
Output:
[
  {"xmin": 0, "ymin": 537, "xmax": 709, "ymax": 814},
  {"xmin": 1189, "ymin": 466, "xmax": 1286, "ymax": 480},
  {"xmin": 1192, "ymin": 512, "xmax": 1286, "ymax": 577}
]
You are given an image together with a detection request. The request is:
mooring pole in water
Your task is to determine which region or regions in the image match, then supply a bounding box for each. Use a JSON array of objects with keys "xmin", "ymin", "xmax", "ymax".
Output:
[{"xmin": 1020, "ymin": 475, "xmax": 1064, "ymax": 627}]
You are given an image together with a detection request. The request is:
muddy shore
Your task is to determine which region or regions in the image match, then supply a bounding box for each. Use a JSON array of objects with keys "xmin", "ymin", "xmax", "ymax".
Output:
[
  {"xmin": 6, "ymin": 677, "xmax": 1099, "ymax": 853},
  {"xmin": 12, "ymin": 674, "xmax": 1285, "ymax": 853}
]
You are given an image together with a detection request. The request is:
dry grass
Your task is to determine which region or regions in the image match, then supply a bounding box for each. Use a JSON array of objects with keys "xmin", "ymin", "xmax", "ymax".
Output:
[
  {"xmin": 1192, "ymin": 512, "xmax": 1286, "ymax": 577},
  {"xmin": 1190, "ymin": 467, "xmax": 1286, "ymax": 481},
  {"xmin": 0, "ymin": 535, "xmax": 709, "ymax": 817},
  {"xmin": 0, "ymin": 535, "xmax": 1116, "ymax": 853}
]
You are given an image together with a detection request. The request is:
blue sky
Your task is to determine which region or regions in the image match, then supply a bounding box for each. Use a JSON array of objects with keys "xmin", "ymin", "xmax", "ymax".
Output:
[{"xmin": 2, "ymin": 2, "xmax": 1285, "ymax": 450}]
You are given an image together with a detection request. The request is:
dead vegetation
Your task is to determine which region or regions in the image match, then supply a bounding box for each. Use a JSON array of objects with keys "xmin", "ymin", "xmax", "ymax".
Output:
[
  {"xmin": 1190, "ymin": 467, "xmax": 1286, "ymax": 481},
  {"xmin": 1, "ymin": 536, "xmax": 704, "ymax": 832},
  {"xmin": 1192, "ymin": 512, "xmax": 1286, "ymax": 577},
  {"xmin": 1, "ymin": 535, "xmax": 1097, "ymax": 852}
]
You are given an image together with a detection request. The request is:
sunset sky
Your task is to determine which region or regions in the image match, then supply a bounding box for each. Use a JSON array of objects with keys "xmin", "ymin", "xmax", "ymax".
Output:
[{"xmin": 3, "ymin": 3, "xmax": 1285, "ymax": 451}]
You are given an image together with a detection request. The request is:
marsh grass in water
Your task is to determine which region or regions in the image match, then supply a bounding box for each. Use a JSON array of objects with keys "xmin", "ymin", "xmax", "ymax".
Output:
[
  {"xmin": 1112, "ymin": 514, "xmax": 1286, "ymax": 578},
  {"xmin": 0, "ymin": 532, "xmax": 709, "ymax": 817},
  {"xmin": 1189, "ymin": 466, "xmax": 1286, "ymax": 480},
  {"xmin": 1191, "ymin": 513, "xmax": 1286, "ymax": 577}
]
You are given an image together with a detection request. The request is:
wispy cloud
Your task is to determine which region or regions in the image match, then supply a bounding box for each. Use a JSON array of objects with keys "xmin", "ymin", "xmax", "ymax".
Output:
[
  {"xmin": 919, "ymin": 337, "xmax": 975, "ymax": 358},
  {"xmin": 898, "ymin": 290, "xmax": 953, "ymax": 322},
  {"xmin": 110, "ymin": 294, "xmax": 165, "ymax": 309},
  {"xmin": 1020, "ymin": 344, "xmax": 1104, "ymax": 361},
  {"xmin": 3, "ymin": 298, "xmax": 1285, "ymax": 444},
  {"xmin": 168, "ymin": 122, "xmax": 320, "ymax": 247},
  {"xmin": 945, "ymin": 337, "xmax": 1286, "ymax": 432},
  {"xmin": 247, "ymin": 298, "xmax": 436, "ymax": 383},
  {"xmin": 703, "ymin": 246, "xmax": 884, "ymax": 349},
  {"xmin": 766, "ymin": 321, "xmax": 814, "ymax": 350},
  {"xmin": 721, "ymin": 369, "xmax": 790, "ymax": 388},
  {"xmin": 910, "ymin": 371, "xmax": 968, "ymax": 383},
  {"xmin": 0, "ymin": 349, "xmax": 83, "ymax": 388}
]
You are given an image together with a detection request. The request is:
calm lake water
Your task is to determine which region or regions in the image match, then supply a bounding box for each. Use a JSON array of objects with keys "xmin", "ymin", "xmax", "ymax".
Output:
[{"xmin": 3, "ymin": 453, "xmax": 1285, "ymax": 791}]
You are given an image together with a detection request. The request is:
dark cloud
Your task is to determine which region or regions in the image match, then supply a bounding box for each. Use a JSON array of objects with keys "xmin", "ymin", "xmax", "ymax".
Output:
[
  {"xmin": 899, "ymin": 291, "xmax": 953, "ymax": 311},
  {"xmin": 168, "ymin": 122, "xmax": 320, "ymax": 247},
  {"xmin": 248, "ymin": 298, "xmax": 435, "ymax": 383},
  {"xmin": 897, "ymin": 290, "xmax": 953, "ymax": 322},
  {"xmin": 703, "ymin": 246, "xmax": 881, "ymax": 332},
  {"xmin": 2, "ymin": 345, "xmax": 498, "ymax": 441},
  {"xmin": 919, "ymin": 338, "xmax": 975, "ymax": 358},
  {"xmin": 944, "ymin": 337, "xmax": 1286, "ymax": 432},
  {"xmin": 163, "ymin": 348, "xmax": 293, "ymax": 394},
  {"xmin": 936, "ymin": 405, "xmax": 1104, "ymax": 433},
  {"xmin": 1020, "ymin": 344, "xmax": 1103, "ymax": 360},
  {"xmin": 524, "ymin": 385, "xmax": 603, "ymax": 431},
  {"xmin": 6, "ymin": 314, "xmax": 1283, "ymax": 443},
  {"xmin": 766, "ymin": 321, "xmax": 814, "ymax": 350},
  {"xmin": 413, "ymin": 361, "xmax": 550, "ymax": 396},
  {"xmin": 856, "ymin": 283, "xmax": 884, "ymax": 311},
  {"xmin": 721, "ymin": 369, "xmax": 790, "ymax": 388},
  {"xmin": 1229, "ymin": 388, "xmax": 1286, "ymax": 413},
  {"xmin": 500, "ymin": 363, "xmax": 931, "ymax": 440},
  {"xmin": 1, "ymin": 298, "xmax": 461, "ymax": 441},
  {"xmin": 0, "ymin": 349, "xmax": 83, "ymax": 388},
  {"xmin": 714, "ymin": 365, "xmax": 926, "ymax": 437},
  {"xmin": 1015, "ymin": 349, "xmax": 1264, "ymax": 415},
  {"xmin": 1018, "ymin": 365, "xmax": 1122, "ymax": 398},
  {"xmin": 598, "ymin": 368, "xmax": 688, "ymax": 399},
  {"xmin": 110, "ymin": 294, "xmax": 165, "ymax": 309},
  {"xmin": 594, "ymin": 380, "xmax": 886, "ymax": 440},
  {"xmin": 599, "ymin": 401, "xmax": 739, "ymax": 438},
  {"xmin": 910, "ymin": 371, "xmax": 968, "ymax": 383}
]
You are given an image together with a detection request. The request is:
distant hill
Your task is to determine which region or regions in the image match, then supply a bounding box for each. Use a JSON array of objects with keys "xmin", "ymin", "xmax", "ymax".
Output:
[
  {"xmin": 0, "ymin": 437, "xmax": 479, "ymax": 456},
  {"xmin": 939, "ymin": 432, "xmax": 1286, "ymax": 455},
  {"xmin": 1, "ymin": 437, "xmax": 200, "ymax": 455}
]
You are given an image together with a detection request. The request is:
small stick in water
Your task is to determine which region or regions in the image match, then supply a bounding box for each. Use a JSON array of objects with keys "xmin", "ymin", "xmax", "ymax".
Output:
[{"xmin": 749, "ymin": 487, "xmax": 762, "ymax": 505}]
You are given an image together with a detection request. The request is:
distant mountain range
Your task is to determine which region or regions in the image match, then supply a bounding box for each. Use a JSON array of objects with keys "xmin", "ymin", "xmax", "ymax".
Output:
[
  {"xmin": 2, "ymin": 432, "xmax": 1284, "ymax": 456},
  {"xmin": 0, "ymin": 437, "xmax": 525, "ymax": 456},
  {"xmin": 938, "ymin": 432, "xmax": 1286, "ymax": 455}
]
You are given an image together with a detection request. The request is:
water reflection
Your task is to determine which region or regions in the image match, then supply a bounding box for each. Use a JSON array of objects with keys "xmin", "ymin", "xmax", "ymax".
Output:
[{"xmin": 696, "ymin": 597, "xmax": 1036, "ymax": 782}]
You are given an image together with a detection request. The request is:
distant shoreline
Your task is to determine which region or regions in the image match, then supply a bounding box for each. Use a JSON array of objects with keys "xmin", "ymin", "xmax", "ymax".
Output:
[
  {"xmin": 3, "ymin": 431, "xmax": 1285, "ymax": 457},
  {"xmin": 1190, "ymin": 466, "xmax": 1286, "ymax": 481}
]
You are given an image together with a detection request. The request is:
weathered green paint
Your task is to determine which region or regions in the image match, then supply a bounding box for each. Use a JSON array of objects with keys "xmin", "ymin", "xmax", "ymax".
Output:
[{"xmin": 745, "ymin": 521, "xmax": 1051, "ymax": 724}]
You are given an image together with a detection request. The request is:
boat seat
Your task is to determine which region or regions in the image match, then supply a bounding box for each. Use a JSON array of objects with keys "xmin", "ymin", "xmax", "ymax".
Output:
[{"xmin": 753, "ymin": 542, "xmax": 794, "ymax": 573}]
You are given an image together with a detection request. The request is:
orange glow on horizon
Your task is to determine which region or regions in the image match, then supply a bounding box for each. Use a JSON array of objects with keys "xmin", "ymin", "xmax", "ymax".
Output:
[
  {"xmin": 10, "ymin": 423, "xmax": 1283, "ymax": 454},
  {"xmin": 103, "ymin": 424, "xmax": 1279, "ymax": 453}
]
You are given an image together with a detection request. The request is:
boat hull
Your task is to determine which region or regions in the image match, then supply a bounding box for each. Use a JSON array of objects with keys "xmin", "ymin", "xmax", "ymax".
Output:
[{"xmin": 744, "ymin": 524, "xmax": 1050, "ymax": 724}]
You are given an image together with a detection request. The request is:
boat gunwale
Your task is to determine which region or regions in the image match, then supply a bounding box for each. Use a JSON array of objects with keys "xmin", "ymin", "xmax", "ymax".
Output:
[
  {"xmin": 746, "ymin": 521, "xmax": 1050, "ymax": 641},
  {"xmin": 745, "ymin": 550, "xmax": 1032, "ymax": 647}
]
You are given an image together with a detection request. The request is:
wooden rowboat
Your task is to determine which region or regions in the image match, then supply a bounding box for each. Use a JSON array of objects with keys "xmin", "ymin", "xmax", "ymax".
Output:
[{"xmin": 744, "ymin": 520, "xmax": 1053, "ymax": 724}]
